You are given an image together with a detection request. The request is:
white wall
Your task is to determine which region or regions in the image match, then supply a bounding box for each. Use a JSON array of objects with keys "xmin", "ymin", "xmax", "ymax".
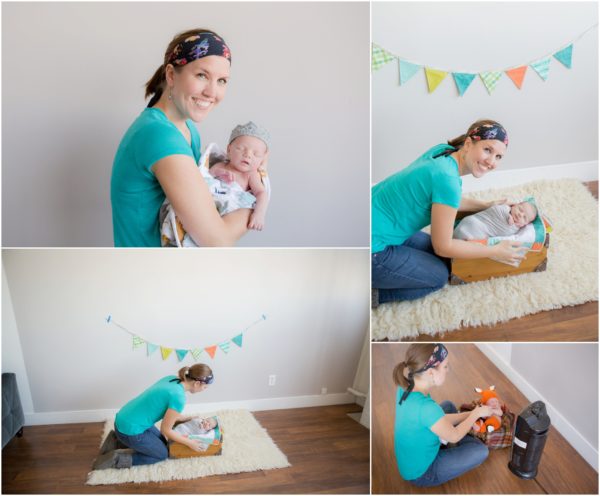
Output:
[
  {"xmin": 2, "ymin": 2, "xmax": 370, "ymax": 247},
  {"xmin": 372, "ymin": 2, "xmax": 599, "ymax": 183},
  {"xmin": 2, "ymin": 249, "xmax": 370, "ymax": 424},
  {"xmin": 479, "ymin": 343, "xmax": 598, "ymax": 471}
]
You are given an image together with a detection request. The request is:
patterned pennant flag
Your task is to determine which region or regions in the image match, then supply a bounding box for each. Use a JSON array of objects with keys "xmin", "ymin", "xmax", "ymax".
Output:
[
  {"xmin": 480, "ymin": 71, "xmax": 502, "ymax": 95},
  {"xmin": 452, "ymin": 72, "xmax": 476, "ymax": 96},
  {"xmin": 372, "ymin": 44, "xmax": 395, "ymax": 71},
  {"xmin": 399, "ymin": 60, "xmax": 421, "ymax": 85},
  {"xmin": 424, "ymin": 68, "xmax": 447, "ymax": 93},
  {"xmin": 161, "ymin": 347, "xmax": 173, "ymax": 360},
  {"xmin": 147, "ymin": 343, "xmax": 159, "ymax": 356},
  {"xmin": 231, "ymin": 333, "xmax": 243, "ymax": 348},
  {"xmin": 530, "ymin": 58, "xmax": 551, "ymax": 81},
  {"xmin": 132, "ymin": 335, "xmax": 145, "ymax": 350},
  {"xmin": 219, "ymin": 341, "xmax": 231, "ymax": 354},
  {"xmin": 205, "ymin": 345, "xmax": 217, "ymax": 359},
  {"xmin": 553, "ymin": 44, "xmax": 573, "ymax": 69},
  {"xmin": 176, "ymin": 349, "xmax": 188, "ymax": 362},
  {"xmin": 191, "ymin": 348, "xmax": 203, "ymax": 361},
  {"xmin": 505, "ymin": 66, "xmax": 528, "ymax": 89}
]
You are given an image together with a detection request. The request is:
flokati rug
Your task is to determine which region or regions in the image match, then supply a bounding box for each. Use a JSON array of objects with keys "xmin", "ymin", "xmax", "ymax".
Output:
[
  {"xmin": 372, "ymin": 179, "xmax": 598, "ymax": 339},
  {"xmin": 86, "ymin": 409, "xmax": 290, "ymax": 485}
]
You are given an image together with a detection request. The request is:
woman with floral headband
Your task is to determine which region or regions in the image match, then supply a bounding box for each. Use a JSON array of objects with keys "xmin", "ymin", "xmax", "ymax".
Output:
[
  {"xmin": 372, "ymin": 119, "xmax": 525, "ymax": 305},
  {"xmin": 92, "ymin": 364, "xmax": 214, "ymax": 469},
  {"xmin": 394, "ymin": 344, "xmax": 491, "ymax": 487},
  {"xmin": 111, "ymin": 29, "xmax": 250, "ymax": 247}
]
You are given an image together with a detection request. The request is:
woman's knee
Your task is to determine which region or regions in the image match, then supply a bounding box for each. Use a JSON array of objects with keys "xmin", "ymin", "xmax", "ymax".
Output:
[
  {"xmin": 440, "ymin": 401, "xmax": 457, "ymax": 414},
  {"xmin": 469, "ymin": 442, "xmax": 489, "ymax": 468}
]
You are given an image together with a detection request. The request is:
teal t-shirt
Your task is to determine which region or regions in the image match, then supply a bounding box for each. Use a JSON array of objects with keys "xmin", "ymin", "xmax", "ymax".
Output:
[
  {"xmin": 115, "ymin": 375, "xmax": 186, "ymax": 436},
  {"xmin": 111, "ymin": 108, "xmax": 201, "ymax": 247},
  {"xmin": 372, "ymin": 144, "xmax": 462, "ymax": 253},
  {"xmin": 394, "ymin": 387, "xmax": 445, "ymax": 481}
]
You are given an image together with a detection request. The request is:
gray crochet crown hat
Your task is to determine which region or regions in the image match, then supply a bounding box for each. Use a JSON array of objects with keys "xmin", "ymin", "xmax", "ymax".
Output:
[{"xmin": 229, "ymin": 121, "xmax": 271, "ymax": 149}]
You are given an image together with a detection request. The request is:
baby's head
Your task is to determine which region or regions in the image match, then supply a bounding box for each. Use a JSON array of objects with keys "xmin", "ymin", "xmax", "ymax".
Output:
[
  {"xmin": 199, "ymin": 417, "xmax": 218, "ymax": 431},
  {"xmin": 509, "ymin": 201, "xmax": 537, "ymax": 228},
  {"xmin": 227, "ymin": 121, "xmax": 270, "ymax": 174}
]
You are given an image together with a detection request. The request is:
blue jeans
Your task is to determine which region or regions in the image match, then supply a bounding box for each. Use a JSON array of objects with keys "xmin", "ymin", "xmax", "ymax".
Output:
[
  {"xmin": 372, "ymin": 232, "xmax": 450, "ymax": 303},
  {"xmin": 114, "ymin": 424, "xmax": 169, "ymax": 466},
  {"xmin": 409, "ymin": 401, "xmax": 489, "ymax": 487}
]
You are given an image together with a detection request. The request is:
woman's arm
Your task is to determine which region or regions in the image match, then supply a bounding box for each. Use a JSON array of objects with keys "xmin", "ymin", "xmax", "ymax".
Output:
[
  {"xmin": 431, "ymin": 203, "xmax": 525, "ymax": 264},
  {"xmin": 444, "ymin": 411, "xmax": 472, "ymax": 426},
  {"xmin": 153, "ymin": 155, "xmax": 250, "ymax": 246},
  {"xmin": 161, "ymin": 408, "xmax": 206, "ymax": 452},
  {"xmin": 430, "ymin": 406, "xmax": 492, "ymax": 443},
  {"xmin": 459, "ymin": 196, "xmax": 514, "ymax": 213}
]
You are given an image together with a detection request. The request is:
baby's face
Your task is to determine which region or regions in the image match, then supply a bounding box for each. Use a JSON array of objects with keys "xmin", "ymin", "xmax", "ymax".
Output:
[
  {"xmin": 509, "ymin": 202, "xmax": 536, "ymax": 228},
  {"xmin": 200, "ymin": 417, "xmax": 217, "ymax": 431},
  {"xmin": 227, "ymin": 135, "xmax": 267, "ymax": 174},
  {"xmin": 486, "ymin": 397, "xmax": 501, "ymax": 410}
]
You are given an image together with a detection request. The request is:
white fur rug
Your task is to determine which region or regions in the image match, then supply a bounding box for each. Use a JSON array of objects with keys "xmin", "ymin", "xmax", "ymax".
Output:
[
  {"xmin": 372, "ymin": 179, "xmax": 598, "ymax": 340},
  {"xmin": 86, "ymin": 409, "xmax": 290, "ymax": 485}
]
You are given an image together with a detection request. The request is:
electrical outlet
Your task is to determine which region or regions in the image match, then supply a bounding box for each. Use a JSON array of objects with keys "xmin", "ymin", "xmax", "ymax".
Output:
[
  {"xmin": 321, "ymin": 387, "xmax": 327, "ymax": 395},
  {"xmin": 268, "ymin": 374, "xmax": 276, "ymax": 386}
]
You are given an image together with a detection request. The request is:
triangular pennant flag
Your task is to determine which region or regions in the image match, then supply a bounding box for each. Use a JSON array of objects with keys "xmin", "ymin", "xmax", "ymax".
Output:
[
  {"xmin": 505, "ymin": 66, "xmax": 528, "ymax": 89},
  {"xmin": 399, "ymin": 60, "xmax": 421, "ymax": 85},
  {"xmin": 424, "ymin": 68, "xmax": 447, "ymax": 93},
  {"xmin": 231, "ymin": 333, "xmax": 243, "ymax": 348},
  {"xmin": 530, "ymin": 58, "xmax": 551, "ymax": 81},
  {"xmin": 219, "ymin": 342, "xmax": 231, "ymax": 354},
  {"xmin": 480, "ymin": 71, "xmax": 502, "ymax": 95},
  {"xmin": 132, "ymin": 335, "xmax": 145, "ymax": 350},
  {"xmin": 191, "ymin": 348, "xmax": 203, "ymax": 361},
  {"xmin": 452, "ymin": 72, "xmax": 476, "ymax": 96},
  {"xmin": 160, "ymin": 347, "xmax": 173, "ymax": 360},
  {"xmin": 205, "ymin": 345, "xmax": 217, "ymax": 359},
  {"xmin": 372, "ymin": 44, "xmax": 395, "ymax": 71},
  {"xmin": 176, "ymin": 349, "xmax": 188, "ymax": 362},
  {"xmin": 147, "ymin": 343, "xmax": 159, "ymax": 356},
  {"xmin": 553, "ymin": 44, "xmax": 573, "ymax": 69}
]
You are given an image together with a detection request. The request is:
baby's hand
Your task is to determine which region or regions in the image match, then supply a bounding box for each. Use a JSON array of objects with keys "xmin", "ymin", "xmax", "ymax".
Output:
[
  {"xmin": 215, "ymin": 170, "xmax": 235, "ymax": 184},
  {"xmin": 248, "ymin": 213, "xmax": 265, "ymax": 231}
]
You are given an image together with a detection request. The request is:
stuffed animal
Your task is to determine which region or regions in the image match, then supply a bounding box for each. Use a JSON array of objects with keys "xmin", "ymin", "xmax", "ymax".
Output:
[{"xmin": 473, "ymin": 385, "xmax": 503, "ymax": 433}]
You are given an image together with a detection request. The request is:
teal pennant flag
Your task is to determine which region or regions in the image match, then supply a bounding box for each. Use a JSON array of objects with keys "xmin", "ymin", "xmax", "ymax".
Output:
[
  {"xmin": 553, "ymin": 44, "xmax": 573, "ymax": 69},
  {"xmin": 399, "ymin": 60, "xmax": 421, "ymax": 85},
  {"xmin": 147, "ymin": 343, "xmax": 159, "ymax": 356},
  {"xmin": 452, "ymin": 73, "xmax": 476, "ymax": 96},
  {"xmin": 232, "ymin": 333, "xmax": 244, "ymax": 348},
  {"xmin": 176, "ymin": 349, "xmax": 189, "ymax": 362},
  {"xmin": 530, "ymin": 58, "xmax": 551, "ymax": 81}
]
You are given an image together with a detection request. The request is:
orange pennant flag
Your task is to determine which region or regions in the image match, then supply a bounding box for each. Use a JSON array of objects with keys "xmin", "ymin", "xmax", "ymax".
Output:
[
  {"xmin": 205, "ymin": 345, "xmax": 217, "ymax": 359},
  {"xmin": 505, "ymin": 66, "xmax": 527, "ymax": 89}
]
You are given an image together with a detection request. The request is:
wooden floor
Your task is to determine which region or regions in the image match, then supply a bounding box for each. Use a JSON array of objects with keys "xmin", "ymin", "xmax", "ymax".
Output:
[
  {"xmin": 371, "ymin": 343, "xmax": 598, "ymax": 494},
  {"xmin": 2, "ymin": 404, "xmax": 369, "ymax": 494},
  {"xmin": 399, "ymin": 181, "xmax": 599, "ymax": 342}
]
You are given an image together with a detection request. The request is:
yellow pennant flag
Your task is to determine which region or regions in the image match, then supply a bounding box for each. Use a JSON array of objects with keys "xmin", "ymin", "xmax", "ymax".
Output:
[
  {"xmin": 160, "ymin": 347, "xmax": 173, "ymax": 360},
  {"xmin": 425, "ymin": 68, "xmax": 448, "ymax": 93}
]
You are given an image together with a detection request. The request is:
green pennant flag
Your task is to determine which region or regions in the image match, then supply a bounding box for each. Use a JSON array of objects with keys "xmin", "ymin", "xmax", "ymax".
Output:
[
  {"xmin": 191, "ymin": 348, "xmax": 203, "ymax": 361},
  {"xmin": 372, "ymin": 43, "xmax": 395, "ymax": 71},
  {"xmin": 132, "ymin": 335, "xmax": 145, "ymax": 350},
  {"xmin": 480, "ymin": 71, "xmax": 502, "ymax": 95},
  {"xmin": 219, "ymin": 342, "xmax": 231, "ymax": 354}
]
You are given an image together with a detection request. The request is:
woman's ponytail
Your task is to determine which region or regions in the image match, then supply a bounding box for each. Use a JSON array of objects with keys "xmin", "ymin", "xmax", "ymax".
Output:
[
  {"xmin": 145, "ymin": 65, "xmax": 166, "ymax": 108},
  {"xmin": 393, "ymin": 361, "xmax": 409, "ymax": 388}
]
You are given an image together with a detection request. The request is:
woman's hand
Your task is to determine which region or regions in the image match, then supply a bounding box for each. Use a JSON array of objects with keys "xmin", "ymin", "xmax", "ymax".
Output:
[
  {"xmin": 487, "ymin": 198, "xmax": 517, "ymax": 209},
  {"xmin": 185, "ymin": 439, "xmax": 208, "ymax": 452},
  {"xmin": 491, "ymin": 240, "xmax": 526, "ymax": 264},
  {"xmin": 474, "ymin": 405, "xmax": 494, "ymax": 419}
]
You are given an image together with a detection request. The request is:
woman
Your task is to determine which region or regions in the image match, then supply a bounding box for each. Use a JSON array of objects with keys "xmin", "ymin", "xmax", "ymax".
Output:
[
  {"xmin": 394, "ymin": 344, "xmax": 492, "ymax": 487},
  {"xmin": 111, "ymin": 29, "xmax": 250, "ymax": 247},
  {"xmin": 372, "ymin": 120, "xmax": 525, "ymax": 304},
  {"xmin": 92, "ymin": 364, "xmax": 214, "ymax": 469}
]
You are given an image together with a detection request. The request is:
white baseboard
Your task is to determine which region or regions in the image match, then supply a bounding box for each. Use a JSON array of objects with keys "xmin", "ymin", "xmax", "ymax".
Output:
[
  {"xmin": 23, "ymin": 392, "xmax": 355, "ymax": 426},
  {"xmin": 461, "ymin": 160, "xmax": 598, "ymax": 193},
  {"xmin": 477, "ymin": 344, "xmax": 599, "ymax": 472}
]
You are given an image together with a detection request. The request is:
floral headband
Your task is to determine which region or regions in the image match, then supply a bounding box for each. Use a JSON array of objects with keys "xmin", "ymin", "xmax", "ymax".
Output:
[
  {"xmin": 468, "ymin": 123, "xmax": 509, "ymax": 146},
  {"xmin": 399, "ymin": 344, "xmax": 448, "ymax": 405},
  {"xmin": 168, "ymin": 32, "xmax": 231, "ymax": 67}
]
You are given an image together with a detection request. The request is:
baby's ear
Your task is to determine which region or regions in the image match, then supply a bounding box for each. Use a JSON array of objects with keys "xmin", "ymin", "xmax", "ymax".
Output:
[{"xmin": 474, "ymin": 387, "xmax": 482, "ymax": 393}]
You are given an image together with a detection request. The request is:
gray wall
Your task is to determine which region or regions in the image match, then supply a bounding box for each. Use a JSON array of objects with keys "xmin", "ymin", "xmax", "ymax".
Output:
[
  {"xmin": 372, "ymin": 2, "xmax": 599, "ymax": 183},
  {"xmin": 2, "ymin": 249, "xmax": 369, "ymax": 414},
  {"xmin": 2, "ymin": 2, "xmax": 370, "ymax": 247}
]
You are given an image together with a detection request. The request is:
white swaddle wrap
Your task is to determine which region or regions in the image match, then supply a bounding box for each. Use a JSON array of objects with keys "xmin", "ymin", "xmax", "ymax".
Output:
[
  {"xmin": 173, "ymin": 418, "xmax": 217, "ymax": 451},
  {"xmin": 454, "ymin": 204, "xmax": 520, "ymax": 240}
]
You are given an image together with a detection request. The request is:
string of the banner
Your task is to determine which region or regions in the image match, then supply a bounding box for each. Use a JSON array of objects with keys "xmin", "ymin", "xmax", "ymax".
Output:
[
  {"xmin": 105, "ymin": 314, "xmax": 267, "ymax": 361},
  {"xmin": 377, "ymin": 23, "xmax": 598, "ymax": 74}
]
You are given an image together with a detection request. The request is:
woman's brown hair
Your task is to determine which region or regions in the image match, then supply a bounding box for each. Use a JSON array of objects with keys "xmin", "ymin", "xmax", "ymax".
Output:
[
  {"xmin": 145, "ymin": 28, "xmax": 222, "ymax": 107},
  {"xmin": 177, "ymin": 363, "xmax": 213, "ymax": 383},
  {"xmin": 392, "ymin": 343, "xmax": 436, "ymax": 388},
  {"xmin": 447, "ymin": 119, "xmax": 505, "ymax": 149}
]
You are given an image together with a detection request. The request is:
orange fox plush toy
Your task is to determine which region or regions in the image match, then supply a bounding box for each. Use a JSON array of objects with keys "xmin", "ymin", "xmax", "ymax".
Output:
[{"xmin": 473, "ymin": 385, "xmax": 503, "ymax": 433}]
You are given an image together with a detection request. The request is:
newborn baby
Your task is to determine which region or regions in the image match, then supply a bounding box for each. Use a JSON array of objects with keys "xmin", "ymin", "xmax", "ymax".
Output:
[{"xmin": 454, "ymin": 202, "xmax": 537, "ymax": 240}]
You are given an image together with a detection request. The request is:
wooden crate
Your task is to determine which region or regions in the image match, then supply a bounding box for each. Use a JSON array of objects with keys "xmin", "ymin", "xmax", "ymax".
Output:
[
  {"xmin": 450, "ymin": 234, "xmax": 549, "ymax": 285},
  {"xmin": 169, "ymin": 434, "xmax": 224, "ymax": 459}
]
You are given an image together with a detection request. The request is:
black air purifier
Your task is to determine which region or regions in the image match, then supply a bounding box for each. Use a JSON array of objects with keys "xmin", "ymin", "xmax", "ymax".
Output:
[{"xmin": 508, "ymin": 401, "xmax": 551, "ymax": 479}]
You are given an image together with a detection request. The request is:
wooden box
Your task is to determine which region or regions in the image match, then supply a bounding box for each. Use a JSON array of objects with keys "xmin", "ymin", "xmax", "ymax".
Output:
[
  {"xmin": 450, "ymin": 234, "xmax": 549, "ymax": 285},
  {"xmin": 169, "ymin": 436, "xmax": 223, "ymax": 458}
]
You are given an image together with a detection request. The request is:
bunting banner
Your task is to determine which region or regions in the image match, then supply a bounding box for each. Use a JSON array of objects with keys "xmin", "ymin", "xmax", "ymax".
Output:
[
  {"xmin": 105, "ymin": 314, "xmax": 267, "ymax": 361},
  {"xmin": 372, "ymin": 23, "xmax": 597, "ymax": 96}
]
